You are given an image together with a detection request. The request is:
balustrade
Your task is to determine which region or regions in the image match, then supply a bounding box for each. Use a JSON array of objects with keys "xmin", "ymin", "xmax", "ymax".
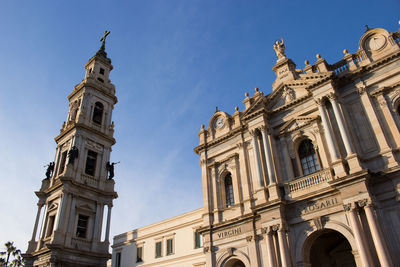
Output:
[{"xmin": 286, "ymin": 169, "xmax": 333, "ymax": 194}]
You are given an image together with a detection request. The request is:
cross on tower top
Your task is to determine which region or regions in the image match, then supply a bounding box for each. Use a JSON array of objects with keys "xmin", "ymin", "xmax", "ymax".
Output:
[{"xmin": 99, "ymin": 30, "xmax": 110, "ymax": 51}]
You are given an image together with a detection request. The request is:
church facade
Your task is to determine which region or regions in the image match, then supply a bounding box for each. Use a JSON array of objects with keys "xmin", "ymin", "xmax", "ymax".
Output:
[{"xmin": 112, "ymin": 24, "xmax": 400, "ymax": 267}]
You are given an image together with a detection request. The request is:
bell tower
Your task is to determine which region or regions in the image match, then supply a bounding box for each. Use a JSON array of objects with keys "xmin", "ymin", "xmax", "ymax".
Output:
[{"xmin": 23, "ymin": 31, "xmax": 118, "ymax": 267}]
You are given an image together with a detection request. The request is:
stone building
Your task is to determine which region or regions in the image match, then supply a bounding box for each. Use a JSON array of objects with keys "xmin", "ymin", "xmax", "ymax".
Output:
[
  {"xmin": 112, "ymin": 23, "xmax": 400, "ymax": 267},
  {"xmin": 23, "ymin": 35, "xmax": 118, "ymax": 267}
]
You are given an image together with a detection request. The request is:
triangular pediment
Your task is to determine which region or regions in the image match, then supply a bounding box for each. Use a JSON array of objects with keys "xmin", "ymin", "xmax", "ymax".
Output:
[
  {"xmin": 279, "ymin": 116, "xmax": 318, "ymax": 134},
  {"xmin": 267, "ymin": 84, "xmax": 310, "ymax": 111},
  {"xmin": 242, "ymin": 95, "xmax": 266, "ymax": 119}
]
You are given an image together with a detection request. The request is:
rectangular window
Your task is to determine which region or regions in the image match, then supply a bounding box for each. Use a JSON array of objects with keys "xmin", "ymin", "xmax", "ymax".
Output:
[
  {"xmin": 166, "ymin": 238, "xmax": 174, "ymax": 255},
  {"xmin": 46, "ymin": 215, "xmax": 55, "ymax": 237},
  {"xmin": 194, "ymin": 232, "xmax": 202, "ymax": 248},
  {"xmin": 136, "ymin": 246, "xmax": 143, "ymax": 262},
  {"xmin": 58, "ymin": 151, "xmax": 67, "ymax": 174},
  {"xmin": 155, "ymin": 241, "xmax": 162, "ymax": 258},
  {"xmin": 85, "ymin": 150, "xmax": 97, "ymax": 176},
  {"xmin": 99, "ymin": 68, "xmax": 105, "ymax": 75},
  {"xmin": 76, "ymin": 214, "xmax": 89, "ymax": 238},
  {"xmin": 115, "ymin": 252, "xmax": 121, "ymax": 267}
]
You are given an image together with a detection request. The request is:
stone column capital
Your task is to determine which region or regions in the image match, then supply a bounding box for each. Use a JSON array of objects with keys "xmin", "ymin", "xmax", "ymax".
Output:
[
  {"xmin": 356, "ymin": 81, "xmax": 368, "ymax": 94},
  {"xmin": 357, "ymin": 198, "xmax": 372, "ymax": 208},
  {"xmin": 314, "ymin": 97, "xmax": 325, "ymax": 106},
  {"xmin": 343, "ymin": 203, "xmax": 356, "ymax": 212},
  {"xmin": 327, "ymin": 92, "xmax": 337, "ymax": 101}
]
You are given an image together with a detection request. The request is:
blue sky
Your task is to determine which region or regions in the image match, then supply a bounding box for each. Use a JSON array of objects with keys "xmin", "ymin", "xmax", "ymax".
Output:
[{"xmin": 0, "ymin": 0, "xmax": 399, "ymax": 252}]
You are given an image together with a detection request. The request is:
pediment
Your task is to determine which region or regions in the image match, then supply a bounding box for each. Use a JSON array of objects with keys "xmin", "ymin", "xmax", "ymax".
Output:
[
  {"xmin": 242, "ymin": 95, "xmax": 266, "ymax": 119},
  {"xmin": 267, "ymin": 84, "xmax": 309, "ymax": 111},
  {"xmin": 279, "ymin": 116, "xmax": 318, "ymax": 134}
]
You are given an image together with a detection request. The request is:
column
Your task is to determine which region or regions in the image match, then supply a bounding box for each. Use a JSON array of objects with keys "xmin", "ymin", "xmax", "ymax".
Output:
[
  {"xmin": 266, "ymin": 228, "xmax": 277, "ymax": 267},
  {"xmin": 251, "ymin": 131, "xmax": 264, "ymax": 186},
  {"xmin": 105, "ymin": 204, "xmax": 112, "ymax": 242},
  {"xmin": 316, "ymin": 99, "xmax": 339, "ymax": 161},
  {"xmin": 358, "ymin": 87, "xmax": 392, "ymax": 153},
  {"xmin": 277, "ymin": 226, "xmax": 292, "ymax": 267},
  {"xmin": 376, "ymin": 93, "xmax": 400, "ymax": 148},
  {"xmin": 55, "ymin": 194, "xmax": 66, "ymax": 231},
  {"xmin": 344, "ymin": 204, "xmax": 373, "ymax": 267},
  {"xmin": 38, "ymin": 204, "xmax": 48, "ymax": 240},
  {"xmin": 200, "ymin": 157, "xmax": 211, "ymax": 213},
  {"xmin": 30, "ymin": 204, "xmax": 43, "ymax": 242},
  {"xmin": 363, "ymin": 203, "xmax": 393, "ymax": 267},
  {"xmin": 281, "ymin": 138, "xmax": 294, "ymax": 181},
  {"xmin": 92, "ymin": 202, "xmax": 103, "ymax": 241},
  {"xmin": 261, "ymin": 126, "xmax": 276, "ymax": 184},
  {"xmin": 328, "ymin": 93, "xmax": 355, "ymax": 155},
  {"xmin": 67, "ymin": 197, "xmax": 76, "ymax": 234},
  {"xmin": 236, "ymin": 143, "xmax": 251, "ymax": 205}
]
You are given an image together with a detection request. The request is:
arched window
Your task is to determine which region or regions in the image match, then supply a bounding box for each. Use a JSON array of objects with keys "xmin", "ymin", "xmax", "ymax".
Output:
[
  {"xmin": 224, "ymin": 173, "xmax": 234, "ymax": 207},
  {"xmin": 298, "ymin": 139, "xmax": 320, "ymax": 175},
  {"xmin": 92, "ymin": 102, "xmax": 104, "ymax": 125}
]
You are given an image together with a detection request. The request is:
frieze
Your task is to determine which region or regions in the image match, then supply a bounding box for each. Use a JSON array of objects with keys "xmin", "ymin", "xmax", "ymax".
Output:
[
  {"xmin": 214, "ymin": 227, "xmax": 242, "ymax": 240},
  {"xmin": 297, "ymin": 197, "xmax": 341, "ymax": 215}
]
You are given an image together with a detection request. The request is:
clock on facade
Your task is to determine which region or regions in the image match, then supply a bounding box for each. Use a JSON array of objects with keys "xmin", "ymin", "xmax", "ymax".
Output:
[
  {"xmin": 214, "ymin": 117, "xmax": 225, "ymax": 129},
  {"xmin": 365, "ymin": 34, "xmax": 386, "ymax": 51}
]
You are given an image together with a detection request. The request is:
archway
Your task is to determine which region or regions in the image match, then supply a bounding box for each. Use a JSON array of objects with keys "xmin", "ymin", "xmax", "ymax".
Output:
[
  {"xmin": 305, "ymin": 229, "xmax": 356, "ymax": 267},
  {"xmin": 223, "ymin": 258, "xmax": 246, "ymax": 267}
]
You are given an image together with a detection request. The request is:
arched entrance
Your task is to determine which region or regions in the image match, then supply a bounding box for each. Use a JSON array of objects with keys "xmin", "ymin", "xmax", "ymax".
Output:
[
  {"xmin": 223, "ymin": 258, "xmax": 246, "ymax": 267},
  {"xmin": 305, "ymin": 229, "xmax": 356, "ymax": 267}
]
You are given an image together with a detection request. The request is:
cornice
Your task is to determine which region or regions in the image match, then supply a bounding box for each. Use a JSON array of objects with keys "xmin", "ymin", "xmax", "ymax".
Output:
[
  {"xmin": 370, "ymin": 80, "xmax": 400, "ymax": 96},
  {"xmin": 270, "ymin": 93, "xmax": 311, "ymax": 114},
  {"xmin": 193, "ymin": 125, "xmax": 246, "ymax": 155},
  {"xmin": 68, "ymin": 78, "xmax": 118, "ymax": 104},
  {"xmin": 55, "ymin": 122, "xmax": 116, "ymax": 145}
]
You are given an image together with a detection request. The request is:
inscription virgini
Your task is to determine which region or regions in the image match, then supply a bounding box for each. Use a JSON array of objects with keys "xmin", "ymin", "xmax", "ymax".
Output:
[{"xmin": 216, "ymin": 227, "xmax": 242, "ymax": 239}]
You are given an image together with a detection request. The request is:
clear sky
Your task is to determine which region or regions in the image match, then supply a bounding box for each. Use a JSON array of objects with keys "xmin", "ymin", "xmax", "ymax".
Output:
[{"xmin": 0, "ymin": 0, "xmax": 399, "ymax": 252}]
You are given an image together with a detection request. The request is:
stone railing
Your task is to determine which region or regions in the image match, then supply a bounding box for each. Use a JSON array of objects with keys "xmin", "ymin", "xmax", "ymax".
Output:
[
  {"xmin": 331, "ymin": 60, "xmax": 349, "ymax": 75},
  {"xmin": 393, "ymin": 32, "xmax": 400, "ymax": 46},
  {"xmin": 287, "ymin": 168, "xmax": 333, "ymax": 194},
  {"xmin": 81, "ymin": 173, "xmax": 100, "ymax": 187},
  {"xmin": 71, "ymin": 237, "xmax": 91, "ymax": 251}
]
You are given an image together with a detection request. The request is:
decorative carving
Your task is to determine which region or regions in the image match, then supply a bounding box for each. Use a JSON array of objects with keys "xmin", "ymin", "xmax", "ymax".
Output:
[
  {"xmin": 273, "ymin": 38, "xmax": 286, "ymax": 60},
  {"xmin": 356, "ymin": 80, "xmax": 368, "ymax": 94},
  {"xmin": 357, "ymin": 199, "xmax": 368, "ymax": 208},
  {"xmin": 203, "ymin": 246, "xmax": 209, "ymax": 253},
  {"xmin": 271, "ymin": 224, "xmax": 280, "ymax": 232},
  {"xmin": 314, "ymin": 98, "xmax": 324, "ymax": 106},
  {"xmin": 246, "ymin": 235, "xmax": 253, "ymax": 242},
  {"xmin": 343, "ymin": 203, "xmax": 352, "ymax": 211},
  {"xmin": 283, "ymin": 86, "xmax": 296, "ymax": 102},
  {"xmin": 327, "ymin": 92, "xmax": 337, "ymax": 101}
]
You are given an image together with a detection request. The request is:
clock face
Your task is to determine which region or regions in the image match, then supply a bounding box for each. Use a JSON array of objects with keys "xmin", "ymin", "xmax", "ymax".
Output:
[
  {"xmin": 214, "ymin": 117, "xmax": 225, "ymax": 129},
  {"xmin": 365, "ymin": 35, "xmax": 386, "ymax": 51}
]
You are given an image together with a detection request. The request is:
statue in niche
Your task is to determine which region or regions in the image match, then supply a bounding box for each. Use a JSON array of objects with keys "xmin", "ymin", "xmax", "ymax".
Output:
[
  {"xmin": 106, "ymin": 161, "xmax": 119, "ymax": 179},
  {"xmin": 273, "ymin": 38, "xmax": 286, "ymax": 60},
  {"xmin": 68, "ymin": 146, "xmax": 79, "ymax": 164},
  {"xmin": 45, "ymin": 162, "xmax": 55, "ymax": 179},
  {"xmin": 69, "ymin": 100, "xmax": 80, "ymax": 122}
]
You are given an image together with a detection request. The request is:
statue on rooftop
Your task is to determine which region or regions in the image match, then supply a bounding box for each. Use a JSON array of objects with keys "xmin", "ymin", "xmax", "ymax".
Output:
[
  {"xmin": 106, "ymin": 161, "xmax": 120, "ymax": 179},
  {"xmin": 45, "ymin": 162, "xmax": 55, "ymax": 179},
  {"xmin": 273, "ymin": 38, "xmax": 286, "ymax": 60}
]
